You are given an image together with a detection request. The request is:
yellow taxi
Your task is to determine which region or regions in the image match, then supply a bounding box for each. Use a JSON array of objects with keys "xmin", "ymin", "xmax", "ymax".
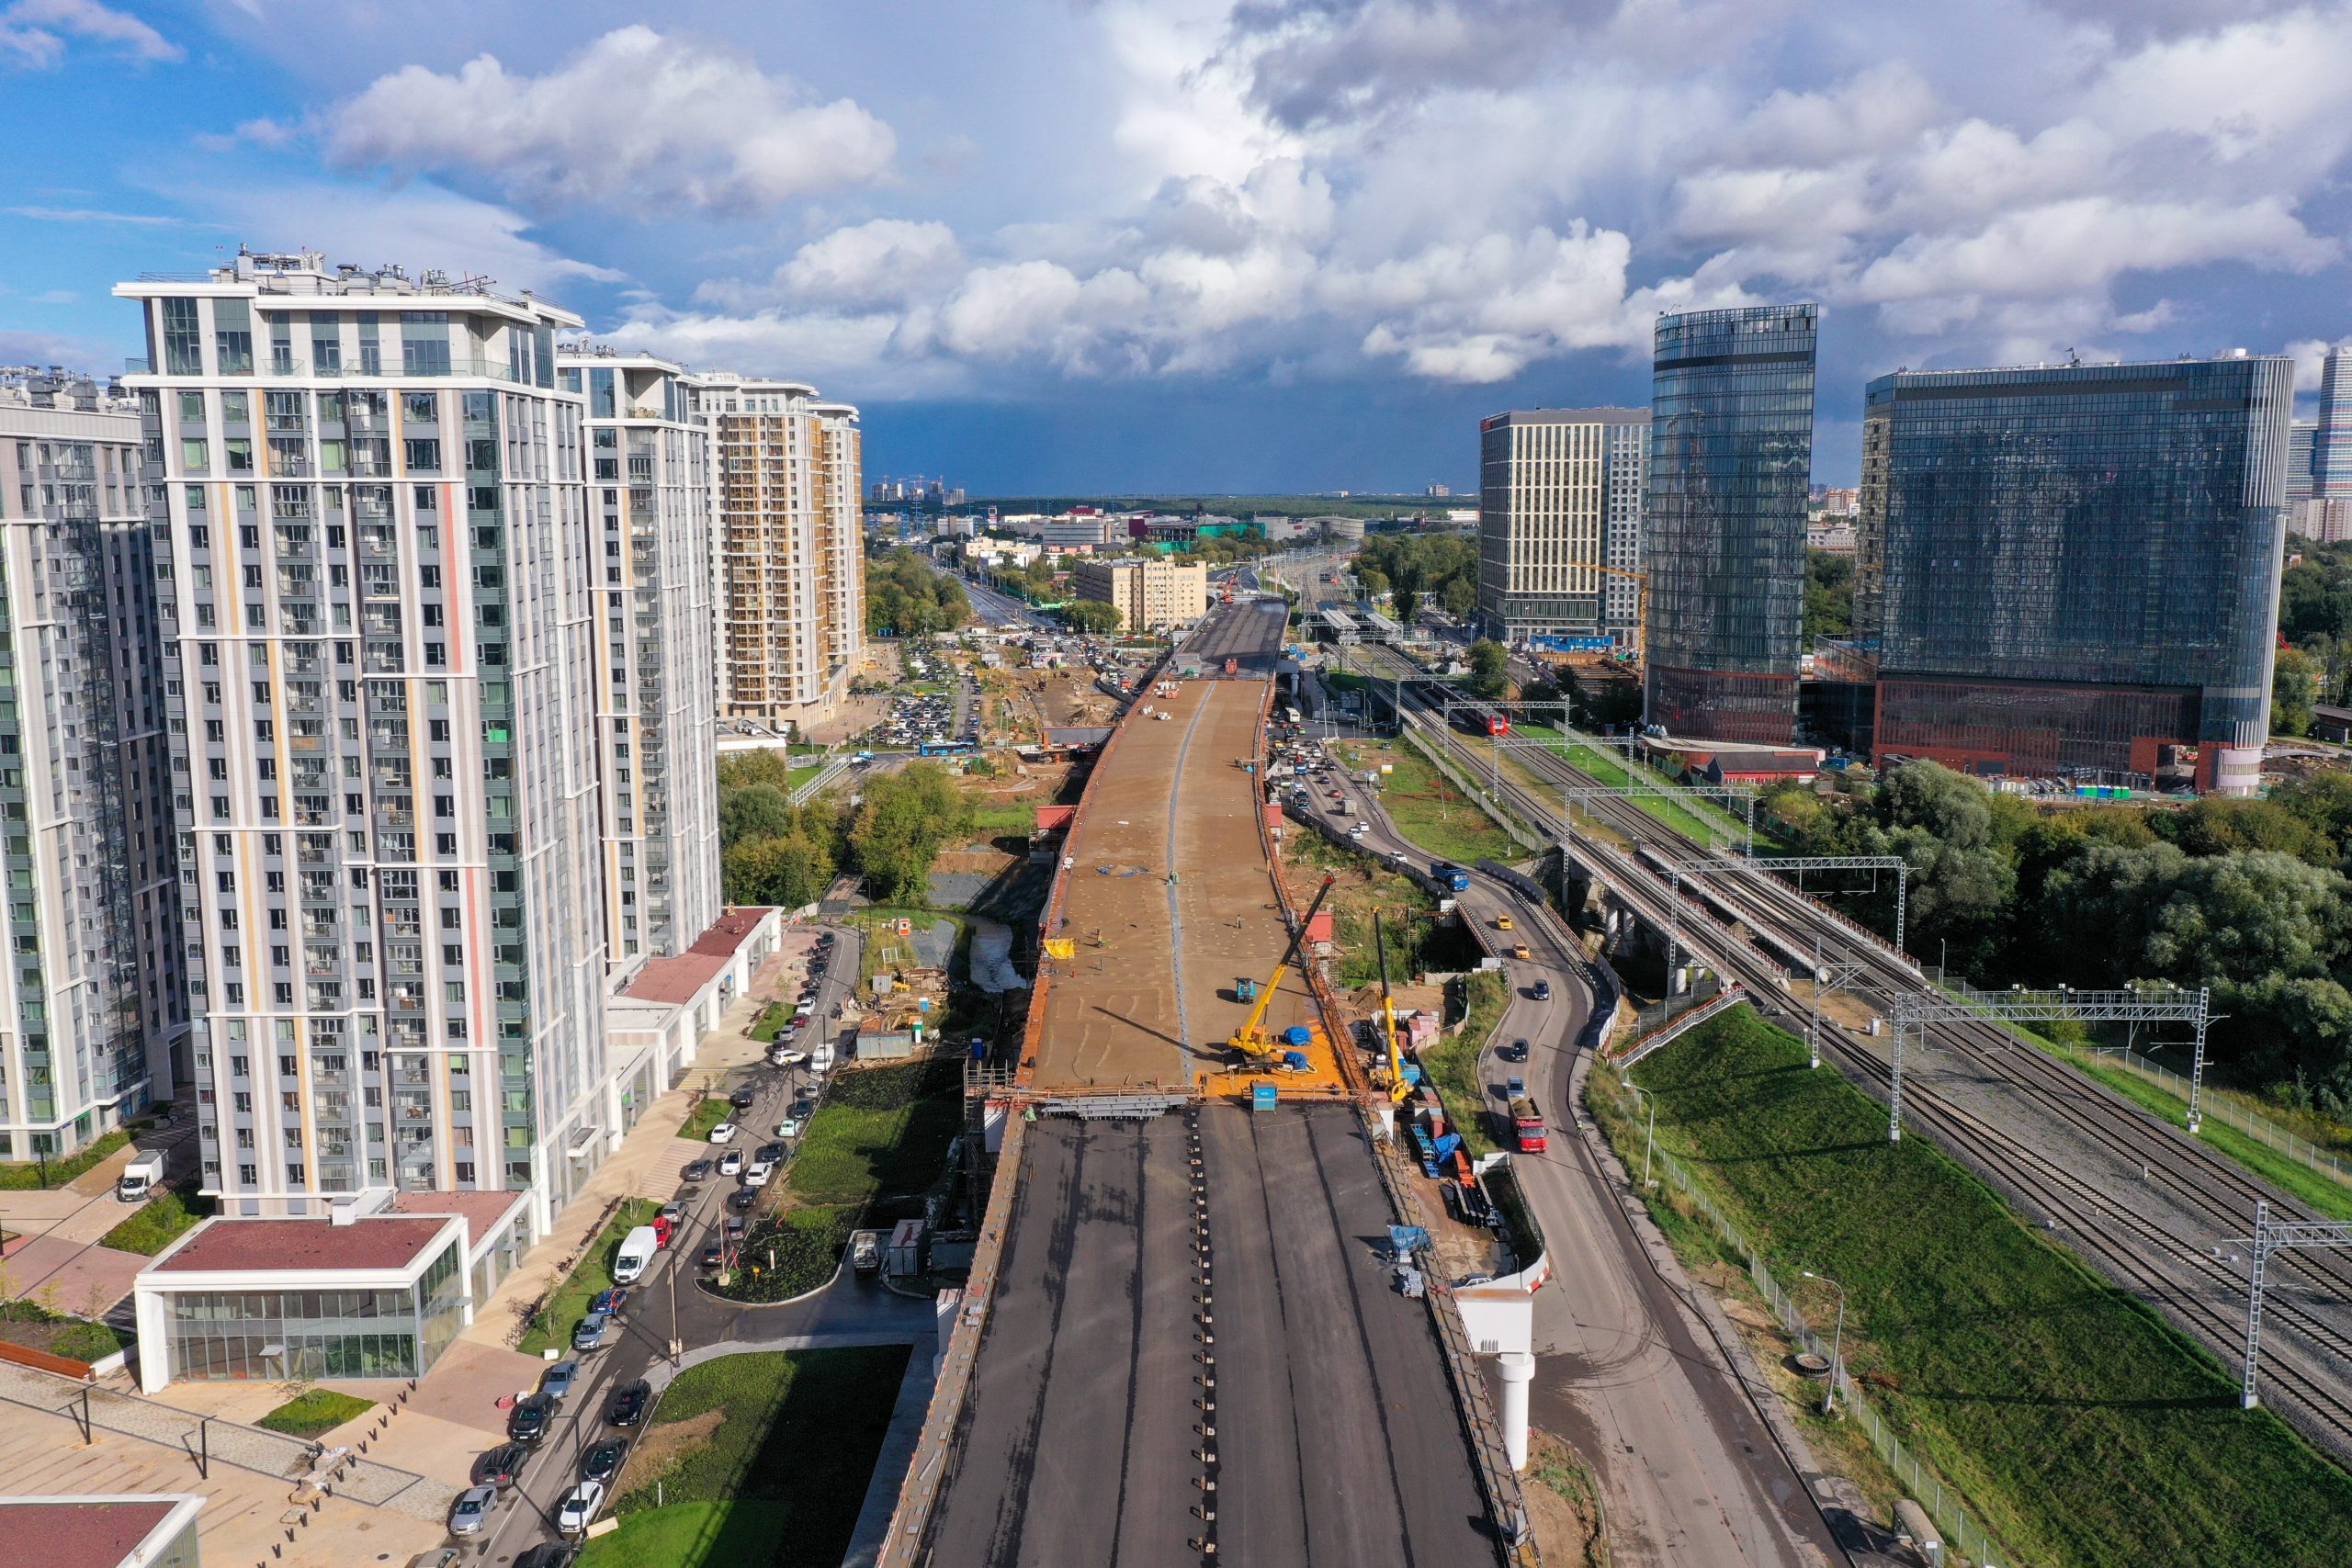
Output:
[
  {"xmin": 1495, "ymin": 914, "xmax": 1514, "ymax": 931},
  {"xmin": 1511, "ymin": 942, "xmax": 1531, "ymax": 961}
]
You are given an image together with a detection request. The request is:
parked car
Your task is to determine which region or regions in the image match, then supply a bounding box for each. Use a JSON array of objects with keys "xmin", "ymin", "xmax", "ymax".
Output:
[
  {"xmin": 742, "ymin": 1159, "xmax": 775, "ymax": 1189},
  {"xmin": 540, "ymin": 1359, "xmax": 582, "ymax": 1402},
  {"xmin": 729, "ymin": 1088, "xmax": 757, "ymax": 1111},
  {"xmin": 473, "ymin": 1442, "xmax": 529, "ymax": 1489},
  {"xmin": 754, "ymin": 1141, "xmax": 786, "ymax": 1164},
  {"xmin": 707, "ymin": 1121, "xmax": 740, "ymax": 1145},
  {"xmin": 724, "ymin": 1215, "xmax": 749, "ymax": 1242},
  {"xmin": 718, "ymin": 1148, "xmax": 744, "ymax": 1176},
  {"xmin": 582, "ymin": 1438, "xmax": 629, "ymax": 1484},
  {"xmin": 606, "ymin": 1381, "xmax": 650, "ymax": 1427},
  {"xmin": 588, "ymin": 1287, "xmax": 628, "ymax": 1316},
  {"xmin": 679, "ymin": 1158, "xmax": 712, "ymax": 1183},
  {"xmin": 571, "ymin": 1312, "xmax": 612, "ymax": 1352},
  {"xmin": 726, "ymin": 1187, "xmax": 758, "ymax": 1213},
  {"xmin": 657, "ymin": 1201, "xmax": 685, "ymax": 1230},
  {"xmin": 700, "ymin": 1239, "xmax": 727, "ymax": 1269},
  {"xmin": 508, "ymin": 1394, "xmax": 553, "ymax": 1445},
  {"xmin": 769, "ymin": 1048, "xmax": 807, "ymax": 1068},
  {"xmin": 514, "ymin": 1545, "xmax": 578, "ymax": 1568},
  {"xmin": 775, "ymin": 1115, "xmax": 802, "ymax": 1139},
  {"xmin": 556, "ymin": 1479, "xmax": 605, "ymax": 1535},
  {"xmin": 449, "ymin": 1484, "xmax": 498, "ymax": 1537}
]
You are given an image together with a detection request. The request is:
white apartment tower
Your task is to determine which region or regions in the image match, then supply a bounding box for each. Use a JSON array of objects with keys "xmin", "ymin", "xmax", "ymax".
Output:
[
  {"xmin": 697, "ymin": 375, "xmax": 864, "ymax": 731},
  {"xmin": 1476, "ymin": 407, "xmax": 1647, "ymax": 647},
  {"xmin": 118, "ymin": 251, "xmax": 611, "ymax": 1230},
  {"xmin": 0, "ymin": 370, "xmax": 183, "ymax": 1159},
  {"xmin": 559, "ymin": 349, "xmax": 720, "ymax": 964}
]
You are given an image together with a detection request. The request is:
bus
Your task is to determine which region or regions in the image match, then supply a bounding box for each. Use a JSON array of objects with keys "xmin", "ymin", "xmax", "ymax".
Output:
[
  {"xmin": 1280, "ymin": 705, "xmax": 1303, "ymax": 726},
  {"xmin": 917, "ymin": 739, "xmax": 978, "ymax": 757}
]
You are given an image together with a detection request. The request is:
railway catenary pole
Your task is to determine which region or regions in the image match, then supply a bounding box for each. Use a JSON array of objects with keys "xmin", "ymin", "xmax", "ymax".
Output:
[
  {"xmin": 1888, "ymin": 983, "xmax": 2209, "ymax": 1145},
  {"xmin": 2219, "ymin": 1201, "xmax": 2352, "ymax": 1409},
  {"xmin": 1660, "ymin": 852, "xmax": 1909, "ymax": 958}
]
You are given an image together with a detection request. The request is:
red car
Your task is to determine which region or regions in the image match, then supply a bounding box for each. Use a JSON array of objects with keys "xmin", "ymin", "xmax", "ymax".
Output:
[{"xmin": 650, "ymin": 1213, "xmax": 673, "ymax": 1249}]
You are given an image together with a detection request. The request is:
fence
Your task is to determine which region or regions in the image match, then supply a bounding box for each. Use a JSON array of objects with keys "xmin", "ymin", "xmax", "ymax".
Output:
[{"xmin": 1604, "ymin": 1068, "xmax": 2014, "ymax": 1568}]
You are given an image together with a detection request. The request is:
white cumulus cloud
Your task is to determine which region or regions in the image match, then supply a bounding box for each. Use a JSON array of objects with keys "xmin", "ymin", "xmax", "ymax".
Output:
[
  {"xmin": 0, "ymin": 0, "xmax": 177, "ymax": 67},
  {"xmin": 323, "ymin": 26, "xmax": 895, "ymax": 216}
]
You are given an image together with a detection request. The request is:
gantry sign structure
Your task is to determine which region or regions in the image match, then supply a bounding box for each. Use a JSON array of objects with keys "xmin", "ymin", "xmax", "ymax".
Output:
[{"xmin": 1886, "ymin": 983, "xmax": 2211, "ymax": 1144}]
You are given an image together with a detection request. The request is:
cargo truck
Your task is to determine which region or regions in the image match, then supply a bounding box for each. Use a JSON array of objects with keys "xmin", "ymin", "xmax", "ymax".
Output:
[
  {"xmin": 118, "ymin": 1151, "xmax": 164, "ymax": 1202},
  {"xmin": 1430, "ymin": 861, "xmax": 1471, "ymax": 893},
  {"xmin": 1510, "ymin": 1097, "xmax": 1547, "ymax": 1153}
]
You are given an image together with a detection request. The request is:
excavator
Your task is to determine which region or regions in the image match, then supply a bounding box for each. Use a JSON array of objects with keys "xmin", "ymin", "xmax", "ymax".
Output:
[
  {"xmin": 1228, "ymin": 874, "xmax": 1336, "ymax": 1070},
  {"xmin": 1373, "ymin": 912, "xmax": 1416, "ymax": 1105}
]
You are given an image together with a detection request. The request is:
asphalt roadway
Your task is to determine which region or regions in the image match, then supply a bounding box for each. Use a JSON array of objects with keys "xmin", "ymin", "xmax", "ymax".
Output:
[
  {"xmin": 1180, "ymin": 597, "xmax": 1289, "ymax": 672},
  {"xmin": 1337, "ymin": 771, "xmax": 1847, "ymax": 1568},
  {"xmin": 464, "ymin": 923, "xmax": 935, "ymax": 1563},
  {"xmin": 921, "ymin": 1105, "xmax": 1493, "ymax": 1567}
]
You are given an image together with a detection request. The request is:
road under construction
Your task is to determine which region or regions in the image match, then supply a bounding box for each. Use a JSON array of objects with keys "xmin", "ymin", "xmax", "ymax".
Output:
[{"xmin": 883, "ymin": 605, "xmax": 1521, "ymax": 1568}]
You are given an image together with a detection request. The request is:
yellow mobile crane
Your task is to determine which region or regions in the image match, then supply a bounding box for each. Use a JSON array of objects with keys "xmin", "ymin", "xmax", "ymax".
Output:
[
  {"xmin": 1229, "ymin": 874, "xmax": 1337, "ymax": 1066},
  {"xmin": 1374, "ymin": 912, "xmax": 1415, "ymax": 1104}
]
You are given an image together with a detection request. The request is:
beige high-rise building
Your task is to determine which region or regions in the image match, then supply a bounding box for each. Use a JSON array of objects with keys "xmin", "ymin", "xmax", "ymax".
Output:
[
  {"xmin": 1476, "ymin": 406, "xmax": 1646, "ymax": 648},
  {"xmin": 1071, "ymin": 557, "xmax": 1207, "ymax": 631},
  {"xmin": 698, "ymin": 375, "xmax": 864, "ymax": 732}
]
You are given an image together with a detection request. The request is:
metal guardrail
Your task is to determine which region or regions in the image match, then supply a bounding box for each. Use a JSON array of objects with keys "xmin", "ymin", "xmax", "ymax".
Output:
[{"xmin": 1604, "ymin": 1069, "xmax": 2015, "ymax": 1568}]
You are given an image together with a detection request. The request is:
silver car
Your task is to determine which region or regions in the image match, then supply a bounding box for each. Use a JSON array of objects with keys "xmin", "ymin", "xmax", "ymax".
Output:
[
  {"xmin": 449, "ymin": 1483, "xmax": 498, "ymax": 1537},
  {"xmin": 541, "ymin": 1359, "xmax": 582, "ymax": 1401}
]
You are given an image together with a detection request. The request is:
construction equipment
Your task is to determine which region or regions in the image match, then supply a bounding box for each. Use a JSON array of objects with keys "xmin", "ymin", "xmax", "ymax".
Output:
[
  {"xmin": 1593, "ymin": 563, "xmax": 1649, "ymax": 665},
  {"xmin": 1374, "ymin": 912, "xmax": 1414, "ymax": 1104},
  {"xmin": 1228, "ymin": 874, "xmax": 1336, "ymax": 1064}
]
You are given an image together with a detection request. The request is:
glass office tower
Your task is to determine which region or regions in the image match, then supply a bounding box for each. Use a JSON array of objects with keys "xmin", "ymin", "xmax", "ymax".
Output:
[
  {"xmin": 1645, "ymin": 304, "xmax": 1817, "ymax": 742},
  {"xmin": 1856, "ymin": 355, "xmax": 2292, "ymax": 795}
]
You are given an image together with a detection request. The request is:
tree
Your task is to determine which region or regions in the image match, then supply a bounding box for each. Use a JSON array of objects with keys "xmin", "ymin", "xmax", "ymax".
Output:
[
  {"xmin": 1442, "ymin": 577, "xmax": 1476, "ymax": 619},
  {"xmin": 720, "ymin": 784, "xmax": 797, "ymax": 850},
  {"xmin": 1358, "ymin": 568, "xmax": 1390, "ymax": 601},
  {"xmin": 1876, "ymin": 760, "xmax": 1992, "ymax": 851},
  {"xmin": 723, "ymin": 832, "xmax": 834, "ymax": 908},
  {"xmin": 1802, "ymin": 548, "xmax": 1853, "ymax": 648},
  {"xmin": 1061, "ymin": 600, "xmax": 1123, "ymax": 634},
  {"xmin": 2275, "ymin": 644, "xmax": 2324, "ymax": 737},
  {"xmin": 847, "ymin": 763, "xmax": 974, "ymax": 905},
  {"xmin": 2141, "ymin": 851, "xmax": 2352, "ymax": 988}
]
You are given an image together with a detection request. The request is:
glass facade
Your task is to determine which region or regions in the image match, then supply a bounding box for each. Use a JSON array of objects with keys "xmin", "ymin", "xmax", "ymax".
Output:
[
  {"xmin": 1857, "ymin": 356, "xmax": 2291, "ymax": 785},
  {"xmin": 1645, "ymin": 304, "xmax": 1817, "ymax": 742},
  {"xmin": 163, "ymin": 1238, "xmax": 465, "ymax": 1382}
]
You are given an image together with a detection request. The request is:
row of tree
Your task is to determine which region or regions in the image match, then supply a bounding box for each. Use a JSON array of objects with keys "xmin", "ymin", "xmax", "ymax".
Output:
[
  {"xmin": 1354, "ymin": 532, "xmax": 1477, "ymax": 621},
  {"xmin": 718, "ymin": 752, "xmax": 977, "ymax": 909},
  {"xmin": 1764, "ymin": 761, "xmax": 2352, "ymax": 1109},
  {"xmin": 866, "ymin": 549, "xmax": 972, "ymax": 638}
]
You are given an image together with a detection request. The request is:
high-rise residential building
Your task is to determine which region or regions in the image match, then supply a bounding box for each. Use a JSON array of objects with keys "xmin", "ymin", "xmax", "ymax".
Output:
[
  {"xmin": 2313, "ymin": 345, "xmax": 2352, "ymax": 499},
  {"xmin": 559, "ymin": 349, "xmax": 719, "ymax": 964},
  {"xmin": 1644, "ymin": 304, "xmax": 1818, "ymax": 742},
  {"xmin": 2289, "ymin": 419, "xmax": 2318, "ymax": 507},
  {"xmin": 0, "ymin": 369, "xmax": 181, "ymax": 1159},
  {"xmin": 118, "ymin": 250, "xmax": 612, "ymax": 1229},
  {"xmin": 1071, "ymin": 557, "xmax": 1207, "ymax": 630},
  {"xmin": 1475, "ymin": 407, "xmax": 1646, "ymax": 647},
  {"xmin": 1856, "ymin": 355, "xmax": 2291, "ymax": 795},
  {"xmin": 698, "ymin": 375, "xmax": 865, "ymax": 733}
]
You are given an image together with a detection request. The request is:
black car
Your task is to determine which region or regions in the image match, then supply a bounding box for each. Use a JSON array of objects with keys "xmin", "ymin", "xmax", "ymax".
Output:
[
  {"xmin": 727, "ymin": 1187, "xmax": 758, "ymax": 1213},
  {"xmin": 607, "ymin": 1381, "xmax": 650, "ymax": 1427},
  {"xmin": 754, "ymin": 1141, "xmax": 786, "ymax": 1164},
  {"xmin": 508, "ymin": 1393, "xmax": 553, "ymax": 1445},
  {"xmin": 474, "ymin": 1441, "xmax": 529, "ymax": 1488},
  {"xmin": 514, "ymin": 1544, "xmax": 578, "ymax": 1568},
  {"xmin": 582, "ymin": 1437, "xmax": 629, "ymax": 1484},
  {"xmin": 679, "ymin": 1158, "xmax": 712, "ymax": 1183},
  {"xmin": 1502, "ymin": 1040, "xmax": 1530, "ymax": 1063},
  {"xmin": 729, "ymin": 1088, "xmax": 757, "ymax": 1111}
]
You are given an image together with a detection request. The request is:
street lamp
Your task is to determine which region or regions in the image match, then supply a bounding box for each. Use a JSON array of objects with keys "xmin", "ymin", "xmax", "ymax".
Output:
[{"xmin": 1801, "ymin": 1270, "xmax": 1846, "ymax": 1416}]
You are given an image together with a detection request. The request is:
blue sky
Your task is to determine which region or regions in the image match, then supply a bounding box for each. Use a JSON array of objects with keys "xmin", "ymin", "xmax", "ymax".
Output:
[{"xmin": 6, "ymin": 0, "xmax": 2352, "ymax": 491}]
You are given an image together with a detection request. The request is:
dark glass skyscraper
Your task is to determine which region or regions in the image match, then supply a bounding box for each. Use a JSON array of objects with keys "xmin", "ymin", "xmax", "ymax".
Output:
[
  {"xmin": 1645, "ymin": 304, "xmax": 1817, "ymax": 742},
  {"xmin": 1856, "ymin": 355, "xmax": 2292, "ymax": 795}
]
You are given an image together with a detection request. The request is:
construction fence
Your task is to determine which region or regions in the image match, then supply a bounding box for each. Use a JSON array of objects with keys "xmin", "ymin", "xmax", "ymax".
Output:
[{"xmin": 1603, "ymin": 1067, "xmax": 2014, "ymax": 1568}]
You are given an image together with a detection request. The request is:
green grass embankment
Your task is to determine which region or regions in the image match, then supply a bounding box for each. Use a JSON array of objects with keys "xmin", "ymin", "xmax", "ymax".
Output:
[
  {"xmin": 519, "ymin": 1199, "xmax": 662, "ymax": 1356},
  {"xmin": 1612, "ymin": 1004, "xmax": 2352, "ymax": 1568}
]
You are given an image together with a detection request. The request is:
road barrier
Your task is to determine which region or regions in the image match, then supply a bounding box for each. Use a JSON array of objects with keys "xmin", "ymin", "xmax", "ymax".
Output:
[{"xmin": 1603, "ymin": 1068, "xmax": 2014, "ymax": 1568}]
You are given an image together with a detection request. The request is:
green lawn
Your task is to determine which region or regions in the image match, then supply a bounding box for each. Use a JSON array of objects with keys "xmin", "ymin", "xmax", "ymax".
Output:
[
  {"xmin": 1337, "ymin": 739, "xmax": 1516, "ymax": 865},
  {"xmin": 1417, "ymin": 970, "xmax": 1508, "ymax": 1157},
  {"xmin": 709, "ymin": 1206, "xmax": 858, "ymax": 1303},
  {"xmin": 518, "ymin": 1199, "xmax": 662, "ymax": 1356},
  {"xmin": 677, "ymin": 1097, "xmax": 730, "ymax": 1141},
  {"xmin": 746, "ymin": 1003, "xmax": 789, "ymax": 1045},
  {"xmin": 786, "ymin": 1058, "xmax": 963, "ymax": 1207},
  {"xmin": 0, "ymin": 1300, "xmax": 126, "ymax": 1362},
  {"xmin": 965, "ymin": 800, "xmax": 1036, "ymax": 836},
  {"xmin": 1513, "ymin": 725, "xmax": 1770, "ymax": 849},
  {"xmin": 98, "ymin": 1188, "xmax": 213, "ymax": 1255},
  {"xmin": 1615, "ymin": 1005, "xmax": 2352, "ymax": 1568},
  {"xmin": 0, "ymin": 1128, "xmax": 131, "ymax": 1190},
  {"xmin": 256, "ymin": 1388, "xmax": 374, "ymax": 1438},
  {"xmin": 584, "ymin": 1346, "xmax": 911, "ymax": 1568},
  {"xmin": 786, "ymin": 762, "xmax": 826, "ymax": 793}
]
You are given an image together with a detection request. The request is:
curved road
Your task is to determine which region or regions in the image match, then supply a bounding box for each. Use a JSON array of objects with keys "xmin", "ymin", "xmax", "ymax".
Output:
[{"xmin": 1320, "ymin": 778, "xmax": 1844, "ymax": 1568}]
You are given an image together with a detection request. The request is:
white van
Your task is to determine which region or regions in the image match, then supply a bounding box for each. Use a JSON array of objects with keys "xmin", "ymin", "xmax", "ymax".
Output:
[{"xmin": 611, "ymin": 1224, "xmax": 659, "ymax": 1286}]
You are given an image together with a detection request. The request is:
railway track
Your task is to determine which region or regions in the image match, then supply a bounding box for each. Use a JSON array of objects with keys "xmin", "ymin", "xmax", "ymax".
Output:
[{"xmin": 1341, "ymin": 647, "xmax": 2352, "ymax": 1452}]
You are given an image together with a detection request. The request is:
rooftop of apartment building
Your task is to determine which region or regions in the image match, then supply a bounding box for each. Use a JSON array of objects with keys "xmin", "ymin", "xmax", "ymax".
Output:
[
  {"xmin": 621, "ymin": 906, "xmax": 778, "ymax": 1006},
  {"xmin": 0, "ymin": 1495, "xmax": 203, "ymax": 1568},
  {"xmin": 119, "ymin": 245, "xmax": 578, "ymax": 320},
  {"xmin": 0, "ymin": 365, "xmax": 135, "ymax": 413}
]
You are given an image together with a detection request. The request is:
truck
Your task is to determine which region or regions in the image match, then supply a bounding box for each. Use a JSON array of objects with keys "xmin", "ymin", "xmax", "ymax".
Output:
[
  {"xmin": 117, "ymin": 1151, "xmax": 164, "ymax": 1202},
  {"xmin": 1430, "ymin": 861, "xmax": 1471, "ymax": 893},
  {"xmin": 1510, "ymin": 1097, "xmax": 1548, "ymax": 1153}
]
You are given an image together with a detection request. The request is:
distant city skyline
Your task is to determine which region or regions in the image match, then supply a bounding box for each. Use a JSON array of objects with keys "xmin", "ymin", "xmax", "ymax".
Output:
[{"xmin": 4, "ymin": 4, "xmax": 2350, "ymax": 492}]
